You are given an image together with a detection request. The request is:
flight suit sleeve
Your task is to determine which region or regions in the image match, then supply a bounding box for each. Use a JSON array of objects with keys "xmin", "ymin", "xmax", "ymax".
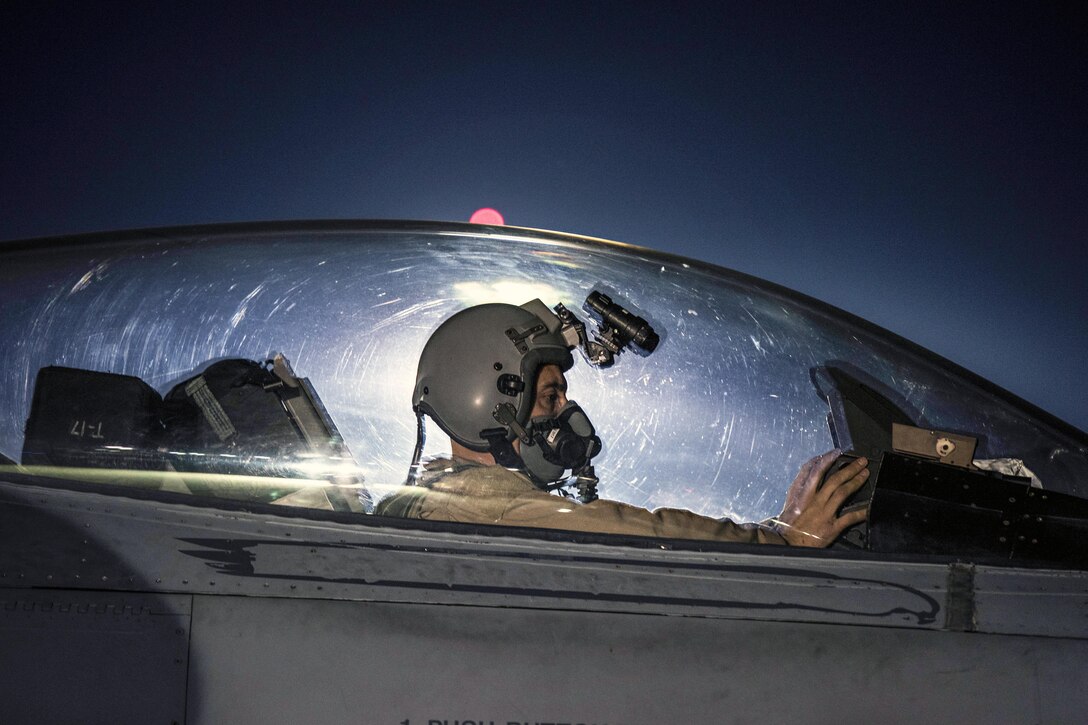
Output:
[
  {"xmin": 392, "ymin": 464, "xmax": 788, "ymax": 545},
  {"xmin": 499, "ymin": 492, "xmax": 788, "ymax": 545}
]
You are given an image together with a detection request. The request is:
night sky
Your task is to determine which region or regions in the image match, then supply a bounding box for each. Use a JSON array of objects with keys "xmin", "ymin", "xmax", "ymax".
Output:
[{"xmin": 2, "ymin": 1, "xmax": 1085, "ymax": 432}]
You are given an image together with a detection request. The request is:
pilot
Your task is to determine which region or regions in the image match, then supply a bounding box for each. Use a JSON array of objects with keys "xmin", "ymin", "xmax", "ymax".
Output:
[{"xmin": 376, "ymin": 300, "xmax": 869, "ymax": 547}]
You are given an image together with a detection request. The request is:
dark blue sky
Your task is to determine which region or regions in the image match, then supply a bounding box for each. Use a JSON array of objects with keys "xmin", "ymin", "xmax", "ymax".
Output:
[{"xmin": 2, "ymin": 1, "xmax": 1085, "ymax": 432}]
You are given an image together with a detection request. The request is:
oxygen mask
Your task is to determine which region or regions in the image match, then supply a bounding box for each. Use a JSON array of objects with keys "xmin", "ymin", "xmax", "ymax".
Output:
[{"xmin": 519, "ymin": 401, "xmax": 602, "ymax": 486}]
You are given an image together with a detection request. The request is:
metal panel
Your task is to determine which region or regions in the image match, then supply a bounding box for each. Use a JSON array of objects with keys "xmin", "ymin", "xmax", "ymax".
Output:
[
  {"xmin": 188, "ymin": 593, "xmax": 1088, "ymax": 724},
  {"xmin": 0, "ymin": 588, "xmax": 191, "ymax": 725},
  {"xmin": 0, "ymin": 480, "xmax": 947, "ymax": 630},
  {"xmin": 974, "ymin": 565, "xmax": 1088, "ymax": 638},
  {"xmin": 4, "ymin": 479, "xmax": 1088, "ymax": 639}
]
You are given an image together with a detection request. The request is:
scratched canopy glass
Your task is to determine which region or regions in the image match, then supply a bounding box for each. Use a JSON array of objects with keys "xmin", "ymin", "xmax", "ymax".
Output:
[{"xmin": 0, "ymin": 222, "xmax": 1085, "ymax": 532}]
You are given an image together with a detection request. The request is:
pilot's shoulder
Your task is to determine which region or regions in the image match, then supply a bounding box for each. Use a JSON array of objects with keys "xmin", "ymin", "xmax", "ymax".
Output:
[
  {"xmin": 373, "ymin": 487, "xmax": 427, "ymax": 518},
  {"xmin": 375, "ymin": 463, "xmax": 539, "ymax": 520},
  {"xmin": 430, "ymin": 463, "xmax": 536, "ymax": 496}
]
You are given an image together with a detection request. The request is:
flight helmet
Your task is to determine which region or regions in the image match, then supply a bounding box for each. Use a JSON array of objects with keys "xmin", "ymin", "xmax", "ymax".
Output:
[{"xmin": 413, "ymin": 300, "xmax": 575, "ymax": 452}]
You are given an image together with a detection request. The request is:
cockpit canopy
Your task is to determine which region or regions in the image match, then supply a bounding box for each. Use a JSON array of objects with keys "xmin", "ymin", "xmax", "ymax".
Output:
[{"xmin": 2, "ymin": 221, "xmax": 1085, "ymax": 548}]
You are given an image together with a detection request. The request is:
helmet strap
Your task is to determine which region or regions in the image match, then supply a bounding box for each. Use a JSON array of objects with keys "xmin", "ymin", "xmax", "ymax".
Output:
[
  {"xmin": 406, "ymin": 409, "xmax": 427, "ymax": 485},
  {"xmin": 481, "ymin": 427, "xmax": 523, "ymax": 469}
]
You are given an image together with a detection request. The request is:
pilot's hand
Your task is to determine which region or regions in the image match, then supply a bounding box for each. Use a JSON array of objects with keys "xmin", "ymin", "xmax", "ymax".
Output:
[{"xmin": 774, "ymin": 450, "xmax": 869, "ymax": 548}]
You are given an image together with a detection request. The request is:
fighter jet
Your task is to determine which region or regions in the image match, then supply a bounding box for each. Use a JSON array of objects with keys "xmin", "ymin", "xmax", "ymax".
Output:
[{"xmin": 1, "ymin": 220, "xmax": 1085, "ymax": 723}]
